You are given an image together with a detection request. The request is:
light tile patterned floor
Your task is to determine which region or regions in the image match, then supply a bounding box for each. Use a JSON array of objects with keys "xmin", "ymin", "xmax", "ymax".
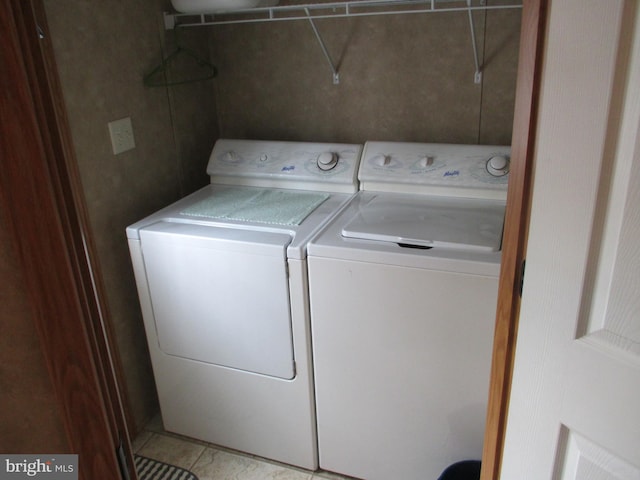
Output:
[{"xmin": 133, "ymin": 416, "xmax": 357, "ymax": 480}]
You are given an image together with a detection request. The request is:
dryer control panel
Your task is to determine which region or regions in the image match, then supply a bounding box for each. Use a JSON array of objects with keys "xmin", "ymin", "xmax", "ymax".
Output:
[
  {"xmin": 358, "ymin": 141, "xmax": 510, "ymax": 199},
  {"xmin": 207, "ymin": 139, "xmax": 363, "ymax": 194}
]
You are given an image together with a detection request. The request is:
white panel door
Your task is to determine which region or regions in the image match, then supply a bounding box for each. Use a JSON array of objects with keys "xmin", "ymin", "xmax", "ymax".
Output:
[{"xmin": 501, "ymin": 1, "xmax": 640, "ymax": 478}]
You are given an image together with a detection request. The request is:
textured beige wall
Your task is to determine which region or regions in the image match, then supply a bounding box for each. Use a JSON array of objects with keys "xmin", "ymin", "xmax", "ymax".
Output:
[
  {"xmin": 43, "ymin": 0, "xmax": 218, "ymax": 434},
  {"xmin": 480, "ymin": 2, "xmax": 522, "ymax": 144},
  {"xmin": 211, "ymin": 1, "xmax": 520, "ymax": 145},
  {"xmin": 42, "ymin": 0, "xmax": 520, "ymax": 435}
]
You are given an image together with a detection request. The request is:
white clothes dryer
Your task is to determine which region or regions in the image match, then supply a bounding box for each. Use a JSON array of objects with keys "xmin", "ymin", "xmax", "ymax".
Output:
[
  {"xmin": 307, "ymin": 141, "xmax": 510, "ymax": 480},
  {"xmin": 127, "ymin": 139, "xmax": 362, "ymax": 469}
]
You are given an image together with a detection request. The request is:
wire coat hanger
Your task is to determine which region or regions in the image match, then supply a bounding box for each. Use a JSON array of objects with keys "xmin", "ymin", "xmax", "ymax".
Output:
[{"xmin": 143, "ymin": 28, "xmax": 217, "ymax": 87}]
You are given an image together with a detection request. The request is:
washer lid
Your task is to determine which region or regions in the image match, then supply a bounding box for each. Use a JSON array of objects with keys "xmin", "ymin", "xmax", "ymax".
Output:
[{"xmin": 341, "ymin": 194, "xmax": 506, "ymax": 252}]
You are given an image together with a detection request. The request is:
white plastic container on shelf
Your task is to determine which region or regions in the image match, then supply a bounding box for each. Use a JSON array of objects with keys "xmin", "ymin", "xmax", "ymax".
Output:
[{"xmin": 171, "ymin": 0, "xmax": 279, "ymax": 14}]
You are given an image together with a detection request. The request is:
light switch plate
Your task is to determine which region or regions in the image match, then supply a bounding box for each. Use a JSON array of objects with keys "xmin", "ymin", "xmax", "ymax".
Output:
[{"xmin": 108, "ymin": 117, "xmax": 135, "ymax": 155}]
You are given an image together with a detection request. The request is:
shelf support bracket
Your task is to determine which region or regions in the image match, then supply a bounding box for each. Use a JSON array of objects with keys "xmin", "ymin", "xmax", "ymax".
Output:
[
  {"xmin": 467, "ymin": 0, "xmax": 482, "ymax": 84},
  {"xmin": 305, "ymin": 8, "xmax": 340, "ymax": 84}
]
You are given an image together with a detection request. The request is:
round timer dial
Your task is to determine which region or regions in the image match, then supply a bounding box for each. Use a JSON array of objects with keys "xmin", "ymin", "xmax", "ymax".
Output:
[
  {"xmin": 486, "ymin": 155, "xmax": 510, "ymax": 177},
  {"xmin": 317, "ymin": 152, "xmax": 338, "ymax": 171}
]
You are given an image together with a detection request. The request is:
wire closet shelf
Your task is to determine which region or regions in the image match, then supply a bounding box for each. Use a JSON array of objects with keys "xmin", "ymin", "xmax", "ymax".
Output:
[{"xmin": 163, "ymin": 0, "xmax": 523, "ymax": 84}]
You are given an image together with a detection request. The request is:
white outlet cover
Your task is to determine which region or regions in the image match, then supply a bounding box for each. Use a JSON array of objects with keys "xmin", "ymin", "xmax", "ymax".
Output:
[{"xmin": 108, "ymin": 117, "xmax": 135, "ymax": 155}]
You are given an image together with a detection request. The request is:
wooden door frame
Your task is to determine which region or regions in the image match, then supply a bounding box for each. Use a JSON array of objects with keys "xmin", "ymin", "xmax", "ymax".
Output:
[
  {"xmin": 481, "ymin": 0, "xmax": 548, "ymax": 479},
  {"xmin": 0, "ymin": 1, "xmax": 136, "ymax": 479}
]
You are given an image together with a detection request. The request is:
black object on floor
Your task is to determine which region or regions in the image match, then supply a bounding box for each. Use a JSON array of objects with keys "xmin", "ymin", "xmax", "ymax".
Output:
[
  {"xmin": 438, "ymin": 460, "xmax": 482, "ymax": 480},
  {"xmin": 134, "ymin": 455, "xmax": 199, "ymax": 480}
]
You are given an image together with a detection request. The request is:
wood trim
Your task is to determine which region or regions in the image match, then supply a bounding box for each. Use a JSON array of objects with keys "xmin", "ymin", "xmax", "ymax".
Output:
[
  {"xmin": 26, "ymin": 0, "xmax": 139, "ymax": 448},
  {"xmin": 480, "ymin": 1, "xmax": 548, "ymax": 479},
  {"xmin": 0, "ymin": 1, "xmax": 136, "ymax": 478}
]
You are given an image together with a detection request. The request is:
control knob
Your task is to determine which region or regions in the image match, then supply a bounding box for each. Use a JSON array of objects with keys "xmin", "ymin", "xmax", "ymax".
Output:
[
  {"xmin": 373, "ymin": 155, "xmax": 392, "ymax": 167},
  {"xmin": 223, "ymin": 150, "xmax": 238, "ymax": 163},
  {"xmin": 486, "ymin": 155, "xmax": 510, "ymax": 177},
  {"xmin": 317, "ymin": 152, "xmax": 338, "ymax": 171},
  {"xmin": 418, "ymin": 156, "xmax": 435, "ymax": 168}
]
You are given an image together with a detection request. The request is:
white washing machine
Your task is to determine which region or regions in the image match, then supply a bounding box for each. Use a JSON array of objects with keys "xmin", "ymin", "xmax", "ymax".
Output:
[
  {"xmin": 127, "ymin": 139, "xmax": 362, "ymax": 469},
  {"xmin": 307, "ymin": 141, "xmax": 510, "ymax": 480}
]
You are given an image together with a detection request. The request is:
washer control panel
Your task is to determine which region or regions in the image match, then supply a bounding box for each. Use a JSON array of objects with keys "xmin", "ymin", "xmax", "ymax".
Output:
[
  {"xmin": 207, "ymin": 139, "xmax": 363, "ymax": 193},
  {"xmin": 359, "ymin": 141, "xmax": 510, "ymax": 198}
]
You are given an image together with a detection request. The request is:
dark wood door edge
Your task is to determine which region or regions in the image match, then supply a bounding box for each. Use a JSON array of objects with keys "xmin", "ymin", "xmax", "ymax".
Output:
[
  {"xmin": 26, "ymin": 0, "xmax": 138, "ymax": 444},
  {"xmin": 480, "ymin": 1, "xmax": 548, "ymax": 479},
  {"xmin": 0, "ymin": 1, "xmax": 136, "ymax": 478}
]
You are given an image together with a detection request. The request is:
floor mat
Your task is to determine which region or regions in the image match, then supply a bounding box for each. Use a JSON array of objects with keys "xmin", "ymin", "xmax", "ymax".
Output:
[{"xmin": 134, "ymin": 455, "xmax": 199, "ymax": 480}]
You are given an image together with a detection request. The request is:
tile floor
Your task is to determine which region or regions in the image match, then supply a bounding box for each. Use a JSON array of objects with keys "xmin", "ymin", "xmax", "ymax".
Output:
[{"xmin": 132, "ymin": 415, "xmax": 357, "ymax": 480}]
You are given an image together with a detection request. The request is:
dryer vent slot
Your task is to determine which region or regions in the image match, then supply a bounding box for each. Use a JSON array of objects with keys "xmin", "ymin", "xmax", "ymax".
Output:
[{"xmin": 398, "ymin": 243, "xmax": 432, "ymax": 250}]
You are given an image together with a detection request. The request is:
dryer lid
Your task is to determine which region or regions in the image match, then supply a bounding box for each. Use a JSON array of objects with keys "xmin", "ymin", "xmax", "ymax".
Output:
[{"xmin": 341, "ymin": 194, "xmax": 506, "ymax": 252}]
